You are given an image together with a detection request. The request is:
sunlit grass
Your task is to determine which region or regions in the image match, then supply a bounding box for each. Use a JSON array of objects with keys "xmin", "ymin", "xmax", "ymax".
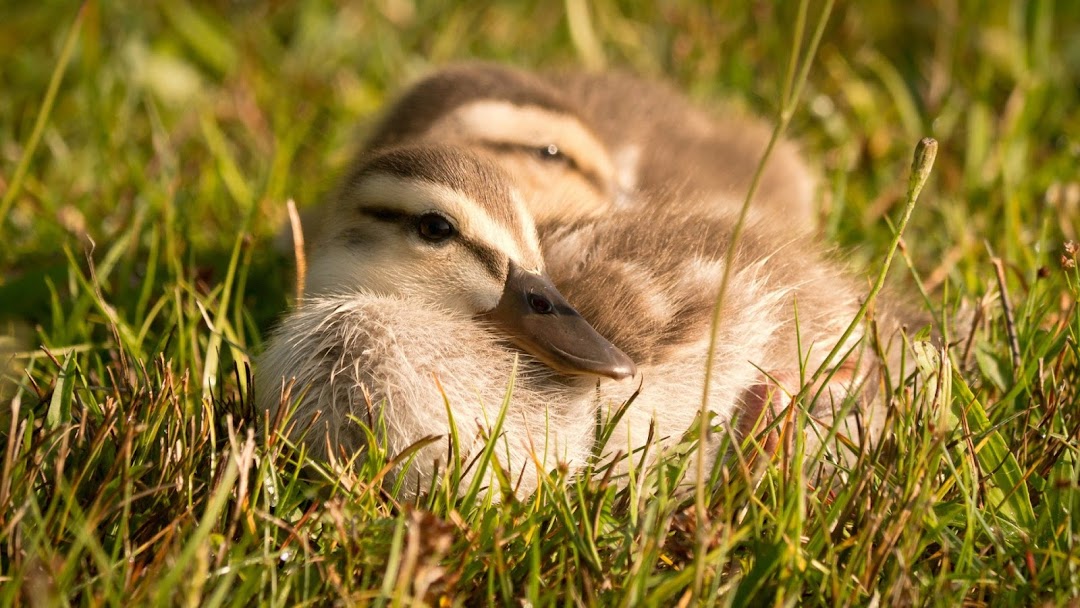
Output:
[{"xmin": 1, "ymin": 1, "xmax": 1079, "ymax": 605}]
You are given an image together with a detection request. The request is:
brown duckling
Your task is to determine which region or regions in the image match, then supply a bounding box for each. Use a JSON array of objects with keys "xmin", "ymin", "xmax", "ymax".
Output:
[{"xmin": 258, "ymin": 144, "xmax": 889, "ymax": 497}]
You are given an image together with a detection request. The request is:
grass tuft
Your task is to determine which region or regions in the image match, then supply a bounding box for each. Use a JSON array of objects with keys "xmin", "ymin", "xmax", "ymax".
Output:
[{"xmin": 2, "ymin": 1, "xmax": 1079, "ymax": 605}]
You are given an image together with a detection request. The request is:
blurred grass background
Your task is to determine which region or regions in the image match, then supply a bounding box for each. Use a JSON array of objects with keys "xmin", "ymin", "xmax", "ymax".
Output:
[{"xmin": 2, "ymin": 0, "xmax": 1080, "ymax": 604}]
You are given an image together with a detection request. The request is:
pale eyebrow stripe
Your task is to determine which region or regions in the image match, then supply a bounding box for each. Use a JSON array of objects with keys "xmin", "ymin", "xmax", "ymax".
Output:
[
  {"xmin": 478, "ymin": 140, "xmax": 608, "ymax": 194},
  {"xmin": 458, "ymin": 238, "xmax": 506, "ymax": 280},
  {"xmin": 343, "ymin": 173, "xmax": 542, "ymax": 270},
  {"xmin": 355, "ymin": 206, "xmax": 506, "ymax": 280},
  {"xmin": 440, "ymin": 100, "xmax": 616, "ymax": 190}
]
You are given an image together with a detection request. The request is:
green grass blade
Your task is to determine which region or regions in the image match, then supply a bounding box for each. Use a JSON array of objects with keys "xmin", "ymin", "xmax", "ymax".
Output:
[{"xmin": 0, "ymin": 5, "xmax": 85, "ymax": 230}]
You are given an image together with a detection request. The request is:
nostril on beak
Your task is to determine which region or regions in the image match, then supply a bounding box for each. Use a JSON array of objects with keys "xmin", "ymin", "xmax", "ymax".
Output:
[{"xmin": 528, "ymin": 293, "xmax": 555, "ymax": 315}]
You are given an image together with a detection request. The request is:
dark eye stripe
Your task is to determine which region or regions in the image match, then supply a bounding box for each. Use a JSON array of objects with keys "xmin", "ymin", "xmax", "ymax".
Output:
[
  {"xmin": 353, "ymin": 206, "xmax": 505, "ymax": 279},
  {"xmin": 358, "ymin": 206, "xmax": 413, "ymax": 224},
  {"xmin": 458, "ymin": 238, "xmax": 506, "ymax": 280},
  {"xmin": 479, "ymin": 141, "xmax": 607, "ymax": 195}
]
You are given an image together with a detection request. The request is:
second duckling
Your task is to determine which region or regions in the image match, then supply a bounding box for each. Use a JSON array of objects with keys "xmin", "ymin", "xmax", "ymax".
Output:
[
  {"xmin": 283, "ymin": 63, "xmax": 818, "ymax": 253},
  {"xmin": 364, "ymin": 62, "xmax": 817, "ymax": 224}
]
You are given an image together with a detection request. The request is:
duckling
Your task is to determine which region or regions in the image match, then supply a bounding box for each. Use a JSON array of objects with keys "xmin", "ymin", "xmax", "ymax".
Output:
[
  {"xmin": 258, "ymin": 144, "xmax": 888, "ymax": 497},
  {"xmin": 259, "ymin": 144, "xmax": 635, "ymax": 491}
]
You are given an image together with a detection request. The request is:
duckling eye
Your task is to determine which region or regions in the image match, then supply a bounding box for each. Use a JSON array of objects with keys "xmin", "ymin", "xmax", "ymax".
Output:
[
  {"xmin": 417, "ymin": 213, "xmax": 455, "ymax": 242},
  {"xmin": 528, "ymin": 293, "xmax": 555, "ymax": 315},
  {"xmin": 535, "ymin": 144, "xmax": 565, "ymax": 162}
]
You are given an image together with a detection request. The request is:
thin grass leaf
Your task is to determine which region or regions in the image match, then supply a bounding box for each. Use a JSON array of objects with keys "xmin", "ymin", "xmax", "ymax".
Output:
[
  {"xmin": 951, "ymin": 371, "xmax": 1037, "ymax": 530},
  {"xmin": 0, "ymin": 4, "xmax": 85, "ymax": 228},
  {"xmin": 45, "ymin": 352, "xmax": 76, "ymax": 430}
]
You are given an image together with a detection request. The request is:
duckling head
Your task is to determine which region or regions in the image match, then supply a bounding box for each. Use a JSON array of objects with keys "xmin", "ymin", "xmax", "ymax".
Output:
[
  {"xmin": 364, "ymin": 63, "xmax": 625, "ymax": 221},
  {"xmin": 306, "ymin": 144, "xmax": 636, "ymax": 381}
]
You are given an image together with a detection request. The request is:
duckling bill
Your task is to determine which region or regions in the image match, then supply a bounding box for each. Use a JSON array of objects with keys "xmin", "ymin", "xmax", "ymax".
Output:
[{"xmin": 483, "ymin": 260, "xmax": 636, "ymax": 380}]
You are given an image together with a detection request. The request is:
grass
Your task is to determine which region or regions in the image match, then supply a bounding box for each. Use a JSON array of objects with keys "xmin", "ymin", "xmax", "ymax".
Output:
[{"xmin": 2, "ymin": 0, "xmax": 1079, "ymax": 605}]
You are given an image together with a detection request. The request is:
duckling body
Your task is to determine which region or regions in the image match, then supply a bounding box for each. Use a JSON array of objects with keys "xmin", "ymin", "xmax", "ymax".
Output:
[
  {"xmin": 539, "ymin": 202, "xmax": 889, "ymax": 461},
  {"xmin": 256, "ymin": 293, "xmax": 599, "ymax": 492},
  {"xmin": 551, "ymin": 69, "xmax": 817, "ymax": 224},
  {"xmin": 258, "ymin": 144, "xmax": 881, "ymax": 497}
]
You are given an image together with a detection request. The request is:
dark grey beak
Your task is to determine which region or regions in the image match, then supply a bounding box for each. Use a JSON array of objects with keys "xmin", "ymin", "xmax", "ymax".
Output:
[{"xmin": 481, "ymin": 261, "xmax": 637, "ymax": 380}]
